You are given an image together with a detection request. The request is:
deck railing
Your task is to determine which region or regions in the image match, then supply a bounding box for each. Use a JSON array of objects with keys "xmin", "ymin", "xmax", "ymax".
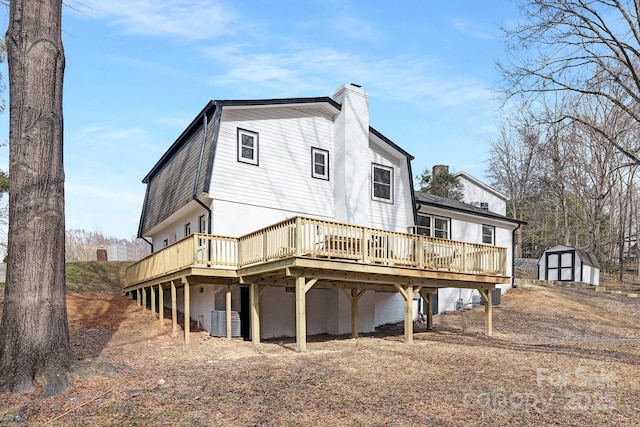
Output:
[
  {"xmin": 125, "ymin": 217, "xmax": 507, "ymax": 286},
  {"xmin": 124, "ymin": 234, "xmax": 238, "ymax": 285}
]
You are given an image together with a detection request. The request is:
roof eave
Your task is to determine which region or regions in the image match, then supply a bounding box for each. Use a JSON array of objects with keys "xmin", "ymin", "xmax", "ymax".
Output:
[{"xmin": 416, "ymin": 197, "xmax": 526, "ymax": 226}]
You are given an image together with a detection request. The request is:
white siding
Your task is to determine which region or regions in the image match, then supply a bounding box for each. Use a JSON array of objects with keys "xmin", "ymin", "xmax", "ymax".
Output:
[
  {"xmin": 212, "ymin": 199, "xmax": 333, "ymax": 237},
  {"xmin": 418, "ymin": 205, "xmax": 516, "ymax": 313},
  {"xmin": 368, "ymin": 143, "xmax": 411, "ymax": 232},
  {"xmin": 259, "ymin": 287, "xmax": 376, "ymax": 338},
  {"xmin": 210, "ymin": 107, "xmax": 335, "ymax": 220},
  {"xmin": 458, "ymin": 174, "xmax": 507, "ymax": 216}
]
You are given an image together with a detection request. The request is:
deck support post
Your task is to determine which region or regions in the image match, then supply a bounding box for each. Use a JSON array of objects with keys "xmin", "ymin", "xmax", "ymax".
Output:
[
  {"xmin": 171, "ymin": 280, "xmax": 177, "ymax": 334},
  {"xmin": 342, "ymin": 288, "xmax": 366, "ymax": 338},
  {"xmin": 295, "ymin": 277, "xmax": 317, "ymax": 352},
  {"xmin": 150, "ymin": 285, "xmax": 156, "ymax": 317},
  {"xmin": 479, "ymin": 289, "xmax": 493, "ymax": 336},
  {"xmin": 426, "ymin": 292, "xmax": 434, "ymax": 330},
  {"xmin": 226, "ymin": 284, "xmax": 232, "ymax": 340},
  {"xmin": 419, "ymin": 289, "xmax": 434, "ymax": 330},
  {"xmin": 142, "ymin": 287, "xmax": 147, "ymax": 312},
  {"xmin": 250, "ymin": 283, "xmax": 260, "ymax": 344},
  {"xmin": 136, "ymin": 288, "xmax": 141, "ymax": 307},
  {"xmin": 395, "ymin": 284, "xmax": 415, "ymax": 343},
  {"xmin": 182, "ymin": 277, "xmax": 190, "ymax": 345},
  {"xmin": 158, "ymin": 284, "xmax": 164, "ymax": 325}
]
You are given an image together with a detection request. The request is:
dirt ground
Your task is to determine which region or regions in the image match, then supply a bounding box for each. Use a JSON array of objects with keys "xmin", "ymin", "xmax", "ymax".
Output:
[{"xmin": 1, "ymin": 283, "xmax": 639, "ymax": 426}]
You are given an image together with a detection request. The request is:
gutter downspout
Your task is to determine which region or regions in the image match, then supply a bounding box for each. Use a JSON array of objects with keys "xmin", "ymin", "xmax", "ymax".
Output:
[
  {"xmin": 512, "ymin": 223, "xmax": 522, "ymax": 288},
  {"xmin": 141, "ymin": 237, "xmax": 153, "ymax": 253},
  {"xmin": 193, "ymin": 111, "xmax": 212, "ymax": 234}
]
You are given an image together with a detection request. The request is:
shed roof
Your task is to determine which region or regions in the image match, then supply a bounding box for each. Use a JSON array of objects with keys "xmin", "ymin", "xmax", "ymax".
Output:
[{"xmin": 538, "ymin": 245, "xmax": 601, "ymax": 269}]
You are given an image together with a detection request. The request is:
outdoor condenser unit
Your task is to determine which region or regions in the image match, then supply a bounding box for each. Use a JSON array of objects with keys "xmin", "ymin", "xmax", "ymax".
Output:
[
  {"xmin": 210, "ymin": 310, "xmax": 241, "ymax": 337},
  {"xmin": 477, "ymin": 289, "xmax": 501, "ymax": 306}
]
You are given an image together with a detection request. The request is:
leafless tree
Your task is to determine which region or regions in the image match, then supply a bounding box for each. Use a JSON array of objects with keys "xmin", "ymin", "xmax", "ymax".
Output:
[
  {"xmin": 486, "ymin": 106, "xmax": 543, "ymax": 257},
  {"xmin": 500, "ymin": 0, "xmax": 640, "ymax": 164},
  {"xmin": 0, "ymin": 0, "xmax": 69, "ymax": 396}
]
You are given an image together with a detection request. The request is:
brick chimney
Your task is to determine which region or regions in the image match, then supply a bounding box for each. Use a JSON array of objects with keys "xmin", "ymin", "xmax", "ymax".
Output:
[{"xmin": 432, "ymin": 164, "xmax": 449, "ymax": 178}]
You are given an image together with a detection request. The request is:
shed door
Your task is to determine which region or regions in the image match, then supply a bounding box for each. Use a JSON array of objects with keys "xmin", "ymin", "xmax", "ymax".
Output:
[{"xmin": 546, "ymin": 250, "xmax": 575, "ymax": 281}]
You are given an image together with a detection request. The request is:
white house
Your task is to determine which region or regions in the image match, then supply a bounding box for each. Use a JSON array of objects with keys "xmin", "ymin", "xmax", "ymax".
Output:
[
  {"xmin": 413, "ymin": 191, "xmax": 522, "ymax": 313},
  {"xmin": 455, "ymin": 171, "xmax": 508, "ymax": 216},
  {"xmin": 125, "ymin": 84, "xmax": 515, "ymax": 348},
  {"xmin": 538, "ymin": 244, "xmax": 600, "ymax": 286}
]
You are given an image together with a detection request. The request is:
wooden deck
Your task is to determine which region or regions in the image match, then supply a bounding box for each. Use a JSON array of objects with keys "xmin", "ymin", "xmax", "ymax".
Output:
[{"xmin": 124, "ymin": 217, "xmax": 509, "ymax": 350}]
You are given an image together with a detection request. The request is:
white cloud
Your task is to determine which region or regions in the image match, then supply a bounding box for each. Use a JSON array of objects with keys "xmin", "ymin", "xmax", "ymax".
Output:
[
  {"xmin": 451, "ymin": 18, "xmax": 497, "ymax": 40},
  {"xmin": 328, "ymin": 14, "xmax": 382, "ymax": 42},
  {"xmin": 202, "ymin": 42, "xmax": 495, "ymax": 114},
  {"xmin": 84, "ymin": 0, "xmax": 241, "ymax": 40}
]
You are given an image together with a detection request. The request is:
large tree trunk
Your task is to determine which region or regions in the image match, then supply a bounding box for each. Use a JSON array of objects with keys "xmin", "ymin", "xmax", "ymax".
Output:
[{"xmin": 0, "ymin": 0, "xmax": 69, "ymax": 396}]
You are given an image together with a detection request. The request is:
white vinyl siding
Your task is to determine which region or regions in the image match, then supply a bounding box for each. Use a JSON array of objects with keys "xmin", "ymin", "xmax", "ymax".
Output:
[
  {"xmin": 368, "ymin": 143, "xmax": 410, "ymax": 232},
  {"xmin": 210, "ymin": 107, "xmax": 335, "ymax": 222}
]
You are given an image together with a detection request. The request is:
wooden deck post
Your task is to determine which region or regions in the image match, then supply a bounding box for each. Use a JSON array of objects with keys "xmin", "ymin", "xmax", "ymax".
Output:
[
  {"xmin": 136, "ymin": 288, "xmax": 141, "ymax": 306},
  {"xmin": 226, "ymin": 284, "xmax": 232, "ymax": 340},
  {"xmin": 183, "ymin": 277, "xmax": 190, "ymax": 345},
  {"xmin": 150, "ymin": 285, "xmax": 156, "ymax": 317},
  {"xmin": 426, "ymin": 292, "xmax": 434, "ymax": 330},
  {"xmin": 295, "ymin": 277, "xmax": 317, "ymax": 352},
  {"xmin": 394, "ymin": 285, "xmax": 414, "ymax": 343},
  {"xmin": 479, "ymin": 289, "xmax": 493, "ymax": 337},
  {"xmin": 419, "ymin": 289, "xmax": 434, "ymax": 330},
  {"xmin": 405, "ymin": 285, "xmax": 414, "ymax": 343},
  {"xmin": 342, "ymin": 288, "xmax": 366, "ymax": 338},
  {"xmin": 295, "ymin": 276, "xmax": 307, "ymax": 351},
  {"xmin": 158, "ymin": 284, "xmax": 164, "ymax": 325},
  {"xmin": 142, "ymin": 287, "xmax": 147, "ymax": 312},
  {"xmin": 351, "ymin": 288, "xmax": 359, "ymax": 338},
  {"xmin": 171, "ymin": 280, "xmax": 177, "ymax": 334},
  {"xmin": 250, "ymin": 283, "xmax": 260, "ymax": 344}
]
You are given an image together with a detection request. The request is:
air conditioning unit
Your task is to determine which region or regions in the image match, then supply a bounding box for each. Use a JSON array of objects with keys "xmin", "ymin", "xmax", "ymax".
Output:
[
  {"xmin": 210, "ymin": 310, "xmax": 241, "ymax": 337},
  {"xmin": 477, "ymin": 289, "xmax": 501, "ymax": 306}
]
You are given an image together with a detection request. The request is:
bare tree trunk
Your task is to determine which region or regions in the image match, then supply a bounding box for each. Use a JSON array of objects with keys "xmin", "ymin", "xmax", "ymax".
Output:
[{"xmin": 0, "ymin": 0, "xmax": 69, "ymax": 396}]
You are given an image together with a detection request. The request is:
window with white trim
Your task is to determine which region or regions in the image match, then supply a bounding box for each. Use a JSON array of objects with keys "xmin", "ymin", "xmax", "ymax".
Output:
[
  {"xmin": 237, "ymin": 128, "xmax": 258, "ymax": 165},
  {"xmin": 199, "ymin": 215, "xmax": 206, "ymax": 233},
  {"xmin": 311, "ymin": 147, "xmax": 329, "ymax": 180},
  {"xmin": 170, "ymin": 232, "xmax": 177, "ymax": 244},
  {"xmin": 372, "ymin": 164, "xmax": 393, "ymax": 202},
  {"xmin": 482, "ymin": 224, "xmax": 495, "ymax": 245},
  {"xmin": 415, "ymin": 214, "xmax": 450, "ymax": 239}
]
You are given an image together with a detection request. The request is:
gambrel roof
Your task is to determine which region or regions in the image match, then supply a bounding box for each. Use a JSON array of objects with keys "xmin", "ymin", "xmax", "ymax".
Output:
[{"xmin": 138, "ymin": 95, "xmax": 413, "ymax": 237}]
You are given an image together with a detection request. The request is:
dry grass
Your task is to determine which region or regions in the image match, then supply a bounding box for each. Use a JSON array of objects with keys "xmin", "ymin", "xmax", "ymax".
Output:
[{"xmin": 1, "ymin": 282, "xmax": 639, "ymax": 426}]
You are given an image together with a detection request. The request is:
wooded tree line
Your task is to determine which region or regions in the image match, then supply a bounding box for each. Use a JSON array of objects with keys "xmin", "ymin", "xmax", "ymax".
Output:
[
  {"xmin": 65, "ymin": 229, "xmax": 150, "ymax": 262},
  {"xmin": 491, "ymin": 0, "xmax": 640, "ymax": 274}
]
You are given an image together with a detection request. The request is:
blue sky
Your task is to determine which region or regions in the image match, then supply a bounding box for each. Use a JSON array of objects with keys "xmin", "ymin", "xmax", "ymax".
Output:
[{"xmin": 0, "ymin": 0, "xmax": 519, "ymax": 239}]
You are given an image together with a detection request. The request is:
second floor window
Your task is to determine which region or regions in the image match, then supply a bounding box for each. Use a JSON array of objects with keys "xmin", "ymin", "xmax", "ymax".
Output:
[
  {"xmin": 372, "ymin": 164, "xmax": 393, "ymax": 203},
  {"xmin": 185, "ymin": 222, "xmax": 191, "ymax": 236},
  {"xmin": 237, "ymin": 128, "xmax": 259, "ymax": 165},
  {"xmin": 311, "ymin": 147, "xmax": 329, "ymax": 180}
]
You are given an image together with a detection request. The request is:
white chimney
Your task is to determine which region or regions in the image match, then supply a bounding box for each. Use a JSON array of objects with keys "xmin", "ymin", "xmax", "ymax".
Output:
[{"xmin": 333, "ymin": 84, "xmax": 371, "ymax": 225}]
